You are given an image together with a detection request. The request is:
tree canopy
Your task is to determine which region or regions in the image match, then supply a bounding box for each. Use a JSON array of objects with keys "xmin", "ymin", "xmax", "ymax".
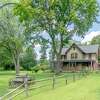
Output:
[
  {"xmin": 0, "ymin": 0, "xmax": 99, "ymax": 73},
  {"xmin": 14, "ymin": 0, "xmax": 99, "ymax": 72},
  {"xmin": 91, "ymin": 35, "xmax": 100, "ymax": 45}
]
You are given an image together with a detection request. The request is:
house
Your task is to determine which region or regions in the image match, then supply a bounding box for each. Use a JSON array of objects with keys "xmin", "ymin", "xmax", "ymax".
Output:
[{"xmin": 60, "ymin": 43, "xmax": 100, "ymax": 71}]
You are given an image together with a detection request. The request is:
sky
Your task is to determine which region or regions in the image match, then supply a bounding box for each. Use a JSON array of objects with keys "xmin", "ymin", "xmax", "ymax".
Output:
[{"xmin": 81, "ymin": 0, "xmax": 100, "ymax": 43}]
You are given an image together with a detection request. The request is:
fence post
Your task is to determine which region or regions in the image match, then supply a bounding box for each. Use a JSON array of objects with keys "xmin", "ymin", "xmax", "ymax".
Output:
[
  {"xmin": 65, "ymin": 79, "xmax": 67, "ymax": 85},
  {"xmin": 24, "ymin": 75, "xmax": 28, "ymax": 97},
  {"xmin": 73, "ymin": 71, "xmax": 75, "ymax": 82},
  {"xmin": 52, "ymin": 75, "xmax": 55, "ymax": 89},
  {"xmin": 79, "ymin": 71, "xmax": 81, "ymax": 79}
]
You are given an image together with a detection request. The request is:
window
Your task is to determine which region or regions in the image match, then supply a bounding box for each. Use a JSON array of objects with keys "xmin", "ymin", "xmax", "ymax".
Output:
[
  {"xmin": 71, "ymin": 53, "xmax": 74, "ymax": 59},
  {"xmin": 71, "ymin": 53, "xmax": 78, "ymax": 59},
  {"xmin": 61, "ymin": 55, "xmax": 67, "ymax": 60},
  {"xmin": 75, "ymin": 53, "xmax": 78, "ymax": 59},
  {"xmin": 64, "ymin": 55, "xmax": 66, "ymax": 59},
  {"xmin": 89, "ymin": 54, "xmax": 91, "ymax": 59},
  {"xmin": 73, "ymin": 47, "xmax": 75, "ymax": 50}
]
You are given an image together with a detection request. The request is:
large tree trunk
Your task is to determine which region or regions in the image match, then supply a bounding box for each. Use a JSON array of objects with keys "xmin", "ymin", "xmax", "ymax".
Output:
[
  {"xmin": 55, "ymin": 55, "xmax": 62, "ymax": 74},
  {"xmin": 16, "ymin": 55, "xmax": 20, "ymax": 75},
  {"xmin": 55, "ymin": 35, "xmax": 63, "ymax": 74},
  {"xmin": 13, "ymin": 54, "xmax": 20, "ymax": 75}
]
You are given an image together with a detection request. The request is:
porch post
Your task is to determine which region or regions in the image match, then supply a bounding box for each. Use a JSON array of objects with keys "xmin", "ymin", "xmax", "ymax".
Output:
[
  {"xmin": 69, "ymin": 61, "xmax": 70, "ymax": 71},
  {"xmin": 75, "ymin": 61, "xmax": 76, "ymax": 71},
  {"xmin": 68, "ymin": 62, "xmax": 69, "ymax": 71},
  {"xmin": 91, "ymin": 60, "xmax": 93, "ymax": 71}
]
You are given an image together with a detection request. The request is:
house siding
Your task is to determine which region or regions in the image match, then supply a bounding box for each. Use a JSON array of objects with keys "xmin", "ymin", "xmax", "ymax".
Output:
[
  {"xmin": 60, "ymin": 43, "xmax": 100, "ymax": 71},
  {"xmin": 62, "ymin": 48, "xmax": 98, "ymax": 62},
  {"xmin": 66, "ymin": 46, "xmax": 84, "ymax": 60}
]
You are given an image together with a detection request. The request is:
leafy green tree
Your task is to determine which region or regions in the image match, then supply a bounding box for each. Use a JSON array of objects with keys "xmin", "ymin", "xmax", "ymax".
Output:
[
  {"xmin": 0, "ymin": 7, "xmax": 24, "ymax": 75},
  {"xmin": 0, "ymin": 47, "xmax": 13, "ymax": 70},
  {"xmin": 40, "ymin": 40, "xmax": 48, "ymax": 61},
  {"xmin": 90, "ymin": 35, "xmax": 100, "ymax": 63},
  {"xmin": 20, "ymin": 46, "xmax": 37, "ymax": 70},
  {"xmin": 91, "ymin": 35, "xmax": 100, "ymax": 45},
  {"xmin": 14, "ymin": 0, "xmax": 99, "ymax": 73}
]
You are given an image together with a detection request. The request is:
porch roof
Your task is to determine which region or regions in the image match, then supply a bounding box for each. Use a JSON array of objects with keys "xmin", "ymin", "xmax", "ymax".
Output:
[{"xmin": 62, "ymin": 59, "xmax": 95, "ymax": 63}]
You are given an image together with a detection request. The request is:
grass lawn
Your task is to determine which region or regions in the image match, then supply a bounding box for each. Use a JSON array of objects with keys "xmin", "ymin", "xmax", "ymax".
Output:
[
  {"xmin": 0, "ymin": 70, "xmax": 81, "ymax": 97},
  {"xmin": 0, "ymin": 70, "xmax": 54, "ymax": 97},
  {"xmin": 0, "ymin": 71, "xmax": 16, "ymax": 96},
  {"xmin": 15, "ymin": 72, "xmax": 100, "ymax": 100}
]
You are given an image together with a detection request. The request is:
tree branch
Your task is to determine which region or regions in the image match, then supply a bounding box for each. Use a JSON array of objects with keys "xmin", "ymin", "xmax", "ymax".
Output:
[{"xmin": 0, "ymin": 3, "xmax": 17, "ymax": 9}]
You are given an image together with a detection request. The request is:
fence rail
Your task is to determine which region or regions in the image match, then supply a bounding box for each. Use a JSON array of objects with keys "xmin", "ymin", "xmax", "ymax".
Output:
[{"xmin": 0, "ymin": 71, "xmax": 90, "ymax": 100}]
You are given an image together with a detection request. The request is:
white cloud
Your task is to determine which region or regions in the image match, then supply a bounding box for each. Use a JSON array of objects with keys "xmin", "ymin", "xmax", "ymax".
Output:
[{"xmin": 81, "ymin": 31, "xmax": 100, "ymax": 43}]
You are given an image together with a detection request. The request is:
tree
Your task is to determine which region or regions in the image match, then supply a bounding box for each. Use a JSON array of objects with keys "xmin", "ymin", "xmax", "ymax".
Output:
[
  {"xmin": 0, "ymin": 7, "xmax": 24, "ymax": 75},
  {"xmin": 90, "ymin": 35, "xmax": 100, "ymax": 63},
  {"xmin": 14, "ymin": 0, "xmax": 99, "ymax": 73},
  {"xmin": 91, "ymin": 35, "xmax": 100, "ymax": 45},
  {"xmin": 20, "ymin": 46, "xmax": 37, "ymax": 70},
  {"xmin": 0, "ymin": 46, "xmax": 13, "ymax": 70},
  {"xmin": 0, "ymin": 3, "xmax": 17, "ymax": 9},
  {"xmin": 40, "ymin": 37, "xmax": 49, "ymax": 64}
]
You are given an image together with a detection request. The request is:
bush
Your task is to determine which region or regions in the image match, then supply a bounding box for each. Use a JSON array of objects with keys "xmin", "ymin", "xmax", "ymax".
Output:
[
  {"xmin": 32, "ymin": 63, "xmax": 50, "ymax": 73},
  {"xmin": 32, "ymin": 64, "xmax": 40, "ymax": 73}
]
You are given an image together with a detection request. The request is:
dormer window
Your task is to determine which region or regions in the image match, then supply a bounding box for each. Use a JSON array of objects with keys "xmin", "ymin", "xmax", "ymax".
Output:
[
  {"xmin": 75, "ymin": 53, "xmax": 78, "ymax": 59},
  {"xmin": 73, "ymin": 47, "xmax": 75, "ymax": 50},
  {"xmin": 71, "ymin": 53, "xmax": 74, "ymax": 59},
  {"xmin": 71, "ymin": 53, "xmax": 78, "ymax": 59}
]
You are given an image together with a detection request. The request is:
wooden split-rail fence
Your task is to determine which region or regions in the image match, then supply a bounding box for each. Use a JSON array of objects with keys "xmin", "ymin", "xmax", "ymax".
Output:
[{"xmin": 0, "ymin": 71, "xmax": 90, "ymax": 100}]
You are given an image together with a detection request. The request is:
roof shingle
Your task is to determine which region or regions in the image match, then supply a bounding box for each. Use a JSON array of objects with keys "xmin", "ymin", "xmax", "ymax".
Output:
[{"xmin": 61, "ymin": 44, "xmax": 99, "ymax": 55}]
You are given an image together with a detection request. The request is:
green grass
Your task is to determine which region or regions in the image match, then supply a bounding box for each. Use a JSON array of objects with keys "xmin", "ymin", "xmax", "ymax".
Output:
[
  {"xmin": 1, "ymin": 71, "xmax": 100, "ymax": 100},
  {"xmin": 0, "ymin": 71, "xmax": 15, "ymax": 96},
  {"xmin": 0, "ymin": 70, "xmax": 54, "ymax": 97},
  {"xmin": 0, "ymin": 71, "xmax": 81, "ymax": 97},
  {"xmin": 14, "ymin": 72, "xmax": 100, "ymax": 100}
]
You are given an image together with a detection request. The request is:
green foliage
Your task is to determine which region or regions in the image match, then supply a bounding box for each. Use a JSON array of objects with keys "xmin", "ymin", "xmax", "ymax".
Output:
[
  {"xmin": 40, "ymin": 60, "xmax": 49, "ymax": 71},
  {"xmin": 0, "ymin": 47, "xmax": 13, "ymax": 70},
  {"xmin": 14, "ymin": 0, "xmax": 99, "ymax": 61},
  {"xmin": 90, "ymin": 35, "xmax": 100, "ymax": 63},
  {"xmin": 14, "ymin": 0, "xmax": 34, "ymax": 22},
  {"xmin": 40, "ymin": 39, "xmax": 48, "ymax": 61},
  {"xmin": 0, "ymin": 0, "xmax": 99, "ymax": 73},
  {"xmin": 32, "ymin": 64, "xmax": 40, "ymax": 73},
  {"xmin": 91, "ymin": 35, "xmax": 100, "ymax": 45},
  {"xmin": 98, "ymin": 56, "xmax": 100, "ymax": 63},
  {"xmin": 20, "ymin": 47, "xmax": 37, "ymax": 70},
  {"xmin": 32, "ymin": 60, "xmax": 49, "ymax": 73},
  {"xmin": 14, "ymin": 0, "xmax": 99, "ymax": 35},
  {"xmin": 0, "ymin": 6, "xmax": 24, "ymax": 74}
]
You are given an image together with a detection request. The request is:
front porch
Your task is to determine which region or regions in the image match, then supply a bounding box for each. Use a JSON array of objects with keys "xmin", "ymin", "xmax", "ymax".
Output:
[{"xmin": 62, "ymin": 60, "xmax": 97, "ymax": 71}]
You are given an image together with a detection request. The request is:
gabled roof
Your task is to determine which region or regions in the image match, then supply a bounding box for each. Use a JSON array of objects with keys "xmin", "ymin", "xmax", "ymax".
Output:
[
  {"xmin": 78, "ymin": 45, "xmax": 99, "ymax": 53},
  {"xmin": 61, "ymin": 48, "xmax": 69, "ymax": 55},
  {"xmin": 61, "ymin": 43, "xmax": 99, "ymax": 55}
]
